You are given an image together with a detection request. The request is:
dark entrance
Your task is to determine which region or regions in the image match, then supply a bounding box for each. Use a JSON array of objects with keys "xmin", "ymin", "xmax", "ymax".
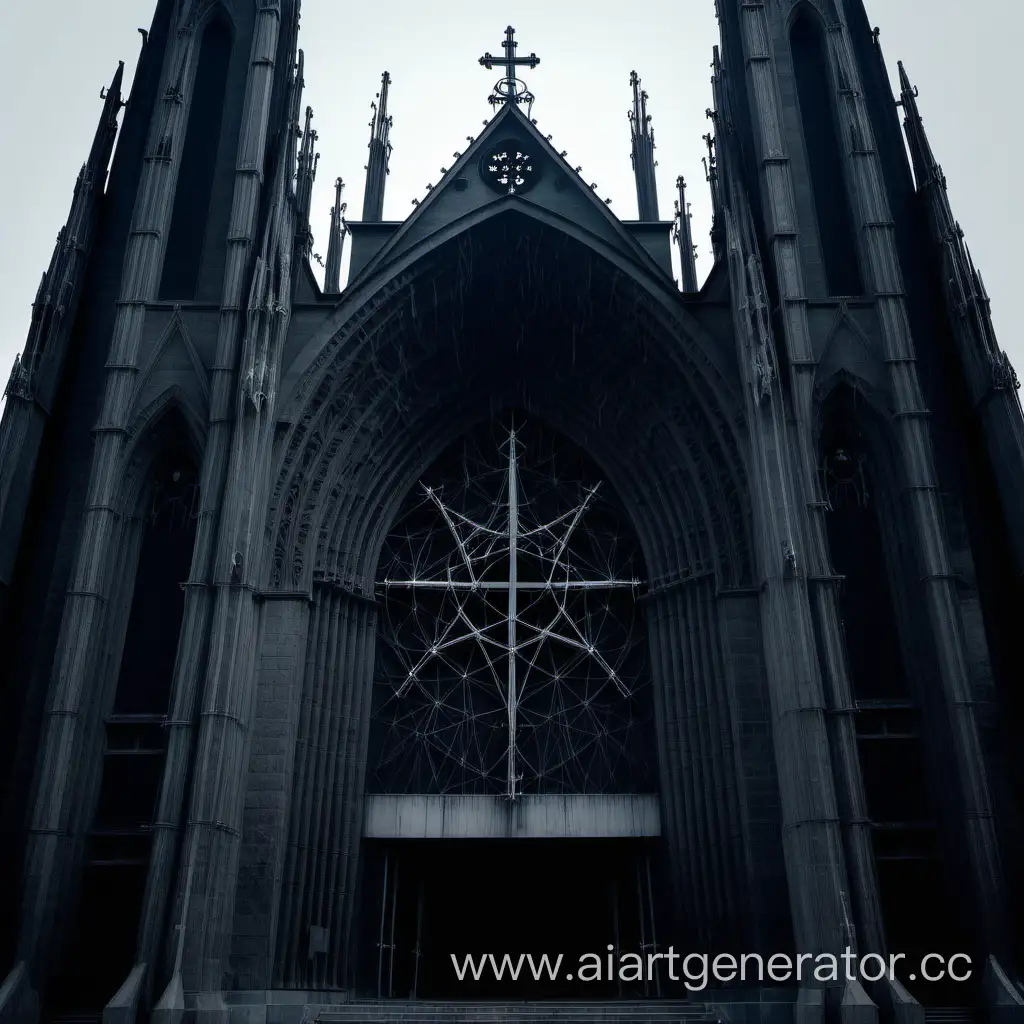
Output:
[
  {"xmin": 48, "ymin": 451, "xmax": 199, "ymax": 1016},
  {"xmin": 359, "ymin": 838, "xmax": 664, "ymax": 999}
]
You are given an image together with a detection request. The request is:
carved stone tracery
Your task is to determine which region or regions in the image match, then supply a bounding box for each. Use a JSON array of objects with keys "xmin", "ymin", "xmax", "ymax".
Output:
[
  {"xmin": 267, "ymin": 221, "xmax": 753, "ymax": 598},
  {"xmin": 370, "ymin": 418, "xmax": 655, "ymax": 798}
]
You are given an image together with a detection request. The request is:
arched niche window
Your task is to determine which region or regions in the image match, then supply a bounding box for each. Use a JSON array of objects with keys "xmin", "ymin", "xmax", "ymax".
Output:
[
  {"xmin": 111, "ymin": 452, "xmax": 199, "ymax": 713},
  {"xmin": 790, "ymin": 11, "xmax": 864, "ymax": 297},
  {"xmin": 820, "ymin": 401, "xmax": 907, "ymax": 703},
  {"xmin": 819, "ymin": 388, "xmax": 963, "ymax": 994},
  {"xmin": 54, "ymin": 450, "xmax": 199, "ymax": 1013},
  {"xmin": 158, "ymin": 14, "xmax": 232, "ymax": 300},
  {"xmin": 370, "ymin": 416, "xmax": 656, "ymax": 797}
]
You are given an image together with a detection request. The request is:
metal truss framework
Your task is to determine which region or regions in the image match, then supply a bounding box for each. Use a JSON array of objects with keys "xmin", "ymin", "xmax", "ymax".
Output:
[{"xmin": 370, "ymin": 419, "xmax": 655, "ymax": 798}]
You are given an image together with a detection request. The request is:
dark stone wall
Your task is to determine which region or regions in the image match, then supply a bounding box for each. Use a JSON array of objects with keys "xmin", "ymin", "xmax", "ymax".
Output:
[
  {"xmin": 0, "ymin": 0, "xmax": 175, "ymax": 968},
  {"xmin": 719, "ymin": 592, "xmax": 793, "ymax": 954},
  {"xmin": 229, "ymin": 597, "xmax": 308, "ymax": 990}
]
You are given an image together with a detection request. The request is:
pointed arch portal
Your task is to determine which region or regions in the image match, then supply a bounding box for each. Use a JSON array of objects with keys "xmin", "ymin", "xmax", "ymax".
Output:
[
  {"xmin": 370, "ymin": 416, "xmax": 654, "ymax": 800},
  {"xmin": 273, "ymin": 208, "xmax": 756, "ymax": 994},
  {"xmin": 361, "ymin": 418, "xmax": 664, "ymax": 998}
]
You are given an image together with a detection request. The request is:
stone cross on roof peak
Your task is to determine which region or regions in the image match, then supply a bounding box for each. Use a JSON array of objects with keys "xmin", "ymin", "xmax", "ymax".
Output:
[{"xmin": 478, "ymin": 26, "xmax": 540, "ymax": 114}]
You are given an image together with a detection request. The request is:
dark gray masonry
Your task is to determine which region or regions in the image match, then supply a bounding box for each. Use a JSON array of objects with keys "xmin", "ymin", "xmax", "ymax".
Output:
[{"xmin": 1, "ymin": 2, "xmax": 1022, "ymax": 1023}]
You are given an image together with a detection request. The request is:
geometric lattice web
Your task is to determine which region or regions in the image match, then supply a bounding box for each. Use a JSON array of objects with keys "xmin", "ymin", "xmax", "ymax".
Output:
[{"xmin": 369, "ymin": 417, "xmax": 656, "ymax": 798}]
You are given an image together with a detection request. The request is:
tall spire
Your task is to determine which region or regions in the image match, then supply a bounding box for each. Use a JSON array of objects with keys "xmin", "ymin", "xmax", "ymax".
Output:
[
  {"xmin": 896, "ymin": 59, "xmax": 1024, "ymax": 590},
  {"xmin": 898, "ymin": 61, "xmax": 1010, "ymax": 377},
  {"xmin": 94, "ymin": 60, "xmax": 126, "ymax": 171},
  {"xmin": 628, "ymin": 71, "xmax": 659, "ymax": 220},
  {"xmin": 8, "ymin": 60, "xmax": 124, "ymax": 398},
  {"xmin": 285, "ymin": 50, "xmax": 319, "ymax": 264},
  {"xmin": 286, "ymin": 49, "xmax": 306, "ymax": 175},
  {"xmin": 362, "ymin": 71, "xmax": 393, "ymax": 222},
  {"xmin": 897, "ymin": 61, "xmax": 940, "ymax": 191},
  {"xmin": 673, "ymin": 176, "xmax": 698, "ymax": 292},
  {"xmin": 705, "ymin": 47, "xmax": 726, "ymax": 262},
  {"xmin": 294, "ymin": 103, "xmax": 319, "ymax": 259},
  {"xmin": 324, "ymin": 176, "xmax": 347, "ymax": 294}
]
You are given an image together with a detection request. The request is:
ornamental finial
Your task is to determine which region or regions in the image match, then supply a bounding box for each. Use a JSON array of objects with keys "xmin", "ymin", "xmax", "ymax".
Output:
[{"xmin": 478, "ymin": 26, "xmax": 540, "ymax": 115}]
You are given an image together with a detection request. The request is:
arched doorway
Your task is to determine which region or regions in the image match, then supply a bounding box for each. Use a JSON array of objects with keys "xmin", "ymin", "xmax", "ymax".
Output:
[
  {"xmin": 271, "ymin": 209, "xmax": 758, "ymax": 993},
  {"xmin": 363, "ymin": 414, "xmax": 660, "ymax": 998},
  {"xmin": 819, "ymin": 387, "xmax": 970, "ymax": 1001}
]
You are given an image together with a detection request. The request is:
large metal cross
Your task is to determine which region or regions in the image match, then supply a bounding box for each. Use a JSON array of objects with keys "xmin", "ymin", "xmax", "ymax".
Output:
[
  {"xmin": 478, "ymin": 26, "xmax": 539, "ymax": 108},
  {"xmin": 381, "ymin": 429, "xmax": 639, "ymax": 800}
]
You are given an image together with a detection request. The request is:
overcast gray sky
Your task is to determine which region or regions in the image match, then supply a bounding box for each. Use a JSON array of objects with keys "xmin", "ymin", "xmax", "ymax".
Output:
[{"xmin": 1, "ymin": 0, "xmax": 1020, "ymax": 400}]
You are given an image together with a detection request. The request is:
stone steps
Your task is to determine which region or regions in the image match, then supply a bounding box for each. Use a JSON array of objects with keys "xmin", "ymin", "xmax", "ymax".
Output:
[
  {"xmin": 316, "ymin": 1001, "xmax": 716, "ymax": 1023},
  {"xmin": 923, "ymin": 1010, "xmax": 976, "ymax": 1024}
]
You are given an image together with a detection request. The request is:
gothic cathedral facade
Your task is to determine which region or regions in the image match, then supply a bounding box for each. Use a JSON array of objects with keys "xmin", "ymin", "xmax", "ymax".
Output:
[{"xmin": 1, "ymin": 0, "xmax": 1023, "ymax": 1022}]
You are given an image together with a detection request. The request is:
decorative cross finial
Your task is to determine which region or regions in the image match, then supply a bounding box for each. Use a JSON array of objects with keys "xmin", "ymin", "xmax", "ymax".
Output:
[{"xmin": 479, "ymin": 26, "xmax": 540, "ymax": 115}]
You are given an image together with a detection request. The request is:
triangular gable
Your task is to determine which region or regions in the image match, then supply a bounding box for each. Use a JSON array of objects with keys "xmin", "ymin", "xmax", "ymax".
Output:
[
  {"xmin": 348, "ymin": 102, "xmax": 673, "ymax": 289},
  {"xmin": 819, "ymin": 300, "xmax": 876, "ymax": 358},
  {"xmin": 133, "ymin": 309, "xmax": 211, "ymax": 425},
  {"xmin": 814, "ymin": 301, "xmax": 886, "ymax": 397}
]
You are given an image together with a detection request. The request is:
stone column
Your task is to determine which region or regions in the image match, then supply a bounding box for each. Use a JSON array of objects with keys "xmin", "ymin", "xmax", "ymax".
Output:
[
  {"xmin": 717, "ymin": 589, "xmax": 791, "ymax": 952},
  {"xmin": 138, "ymin": 0, "xmax": 287, "ymax": 987},
  {"xmin": 648, "ymin": 576, "xmax": 746, "ymax": 949},
  {"xmin": 732, "ymin": 0, "xmax": 885, "ymax": 955},
  {"xmin": 829, "ymin": 16, "xmax": 1009, "ymax": 956},
  {"xmin": 647, "ymin": 584, "xmax": 700, "ymax": 939},
  {"xmin": 720, "ymin": 167, "xmax": 853, "ymax": 957},
  {"xmin": 227, "ymin": 594, "xmax": 310, "ymax": 990},
  {"xmin": 17, "ymin": 17, "xmax": 204, "ymax": 975},
  {"xmin": 276, "ymin": 585, "xmax": 377, "ymax": 990}
]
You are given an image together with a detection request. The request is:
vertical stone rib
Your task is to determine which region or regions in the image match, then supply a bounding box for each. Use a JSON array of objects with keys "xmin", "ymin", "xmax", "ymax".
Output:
[
  {"xmin": 709, "ymin": 587, "xmax": 747, "ymax": 916},
  {"xmin": 321, "ymin": 596, "xmax": 355, "ymax": 988},
  {"xmin": 694, "ymin": 578, "xmax": 739, "ymax": 945},
  {"xmin": 828, "ymin": 20, "xmax": 1009, "ymax": 955},
  {"xmin": 278, "ymin": 590, "xmax": 374, "ymax": 989},
  {"xmin": 93, "ymin": 518, "xmax": 145, "ymax": 713},
  {"xmin": 726, "ymin": 1, "xmax": 884, "ymax": 957},
  {"xmin": 277, "ymin": 594, "xmax": 322, "ymax": 984},
  {"xmin": 144, "ymin": 0, "xmax": 290, "ymax": 991},
  {"xmin": 716, "ymin": 590, "xmax": 777, "ymax": 949},
  {"xmin": 643, "ymin": 478, "xmax": 690, "ymax": 934},
  {"xmin": 696, "ymin": 584, "xmax": 730, "ymax": 934},
  {"xmin": 693, "ymin": 581, "xmax": 731, "ymax": 943},
  {"xmin": 720, "ymin": 166, "xmax": 851, "ymax": 969},
  {"xmin": 667, "ymin": 588, "xmax": 703, "ymax": 937},
  {"xmin": 17, "ymin": 16, "xmax": 204, "ymax": 973},
  {"xmin": 681, "ymin": 585, "xmax": 715, "ymax": 941},
  {"xmin": 337, "ymin": 599, "xmax": 377, "ymax": 985},
  {"xmin": 810, "ymin": 576, "xmax": 882, "ymax": 951},
  {"xmin": 647, "ymin": 596, "xmax": 687, "ymax": 928},
  {"xmin": 294, "ymin": 589, "xmax": 338, "ymax": 986},
  {"xmin": 316, "ymin": 593, "xmax": 348, "ymax": 988},
  {"xmin": 166, "ymin": 2, "xmax": 293, "ymax": 992},
  {"xmin": 310, "ymin": 587, "xmax": 348, "ymax": 987},
  {"xmin": 140, "ymin": 583, "xmax": 214, "ymax": 971},
  {"xmin": 295, "ymin": 589, "xmax": 331, "ymax": 985}
]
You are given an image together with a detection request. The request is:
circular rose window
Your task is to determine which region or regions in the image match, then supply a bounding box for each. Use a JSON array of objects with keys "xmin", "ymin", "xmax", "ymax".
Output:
[{"xmin": 480, "ymin": 139, "xmax": 542, "ymax": 195}]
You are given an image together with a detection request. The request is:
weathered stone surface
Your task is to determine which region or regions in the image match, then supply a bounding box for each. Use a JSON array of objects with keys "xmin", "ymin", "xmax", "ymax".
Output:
[{"xmin": 1, "ymin": 0, "xmax": 1022, "ymax": 1017}]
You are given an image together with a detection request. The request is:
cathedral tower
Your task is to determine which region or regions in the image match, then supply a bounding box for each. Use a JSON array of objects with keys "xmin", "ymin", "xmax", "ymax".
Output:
[
  {"xmin": 1, "ymin": 1, "xmax": 1022, "ymax": 1022},
  {"xmin": 710, "ymin": 0, "xmax": 1024, "ymax": 984}
]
